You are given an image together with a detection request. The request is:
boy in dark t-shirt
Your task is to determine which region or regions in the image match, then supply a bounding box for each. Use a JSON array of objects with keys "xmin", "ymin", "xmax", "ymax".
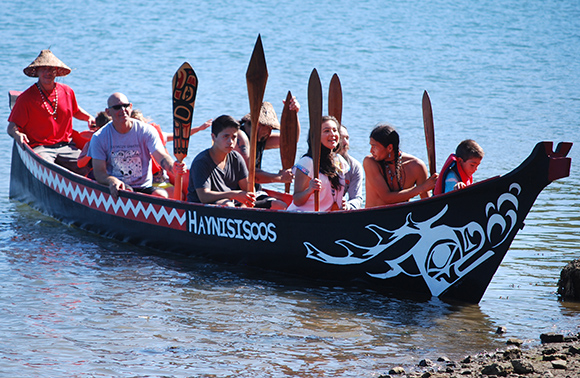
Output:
[{"xmin": 187, "ymin": 115, "xmax": 256, "ymax": 207}]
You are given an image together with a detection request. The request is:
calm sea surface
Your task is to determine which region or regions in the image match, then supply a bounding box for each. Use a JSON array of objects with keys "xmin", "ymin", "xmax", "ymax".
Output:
[{"xmin": 1, "ymin": 0, "xmax": 579, "ymax": 376}]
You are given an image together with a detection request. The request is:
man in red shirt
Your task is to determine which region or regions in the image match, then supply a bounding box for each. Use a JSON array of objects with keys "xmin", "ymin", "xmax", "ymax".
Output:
[{"xmin": 7, "ymin": 49, "xmax": 95, "ymax": 174}]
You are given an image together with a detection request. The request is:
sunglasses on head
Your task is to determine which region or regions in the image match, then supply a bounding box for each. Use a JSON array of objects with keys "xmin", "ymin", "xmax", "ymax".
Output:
[{"xmin": 109, "ymin": 103, "xmax": 131, "ymax": 111}]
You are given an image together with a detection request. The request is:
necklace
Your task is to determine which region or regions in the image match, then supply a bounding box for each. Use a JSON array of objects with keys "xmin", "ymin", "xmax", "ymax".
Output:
[
  {"xmin": 384, "ymin": 161, "xmax": 404, "ymax": 191},
  {"xmin": 36, "ymin": 82, "xmax": 58, "ymax": 120}
]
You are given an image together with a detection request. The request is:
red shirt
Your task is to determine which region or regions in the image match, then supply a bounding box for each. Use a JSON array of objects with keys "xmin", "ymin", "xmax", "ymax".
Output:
[{"xmin": 8, "ymin": 82, "xmax": 79, "ymax": 148}]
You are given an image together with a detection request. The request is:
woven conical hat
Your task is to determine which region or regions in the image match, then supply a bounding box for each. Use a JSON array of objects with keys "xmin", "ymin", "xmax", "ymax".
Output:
[
  {"xmin": 241, "ymin": 102, "xmax": 280, "ymax": 129},
  {"xmin": 23, "ymin": 50, "xmax": 71, "ymax": 77}
]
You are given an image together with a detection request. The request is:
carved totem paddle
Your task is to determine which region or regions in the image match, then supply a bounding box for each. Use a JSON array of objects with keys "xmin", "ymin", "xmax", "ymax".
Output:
[
  {"xmin": 279, "ymin": 91, "xmax": 299, "ymax": 193},
  {"xmin": 172, "ymin": 62, "xmax": 198, "ymax": 200},
  {"xmin": 245, "ymin": 34, "xmax": 268, "ymax": 193},
  {"xmin": 328, "ymin": 73, "xmax": 343, "ymax": 124},
  {"xmin": 308, "ymin": 69, "xmax": 323, "ymax": 211},
  {"xmin": 422, "ymin": 90, "xmax": 436, "ymax": 176}
]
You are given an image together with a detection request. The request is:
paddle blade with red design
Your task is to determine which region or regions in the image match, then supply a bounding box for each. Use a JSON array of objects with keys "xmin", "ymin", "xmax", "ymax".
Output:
[
  {"xmin": 172, "ymin": 62, "xmax": 198, "ymax": 200},
  {"xmin": 422, "ymin": 90, "xmax": 436, "ymax": 176},
  {"xmin": 245, "ymin": 34, "xmax": 268, "ymax": 193},
  {"xmin": 308, "ymin": 69, "xmax": 323, "ymax": 211},
  {"xmin": 280, "ymin": 90, "xmax": 299, "ymax": 193},
  {"xmin": 328, "ymin": 73, "xmax": 342, "ymax": 125}
]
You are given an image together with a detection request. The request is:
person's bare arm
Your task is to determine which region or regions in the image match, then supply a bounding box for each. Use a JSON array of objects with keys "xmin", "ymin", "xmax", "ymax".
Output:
[
  {"xmin": 407, "ymin": 157, "xmax": 437, "ymax": 199},
  {"xmin": 363, "ymin": 156, "xmax": 432, "ymax": 207},
  {"xmin": 291, "ymin": 169, "xmax": 320, "ymax": 207},
  {"xmin": 73, "ymin": 106, "xmax": 96, "ymax": 128},
  {"xmin": 255, "ymin": 168, "xmax": 293, "ymax": 184},
  {"xmin": 92, "ymin": 159, "xmax": 131, "ymax": 199},
  {"xmin": 152, "ymin": 149, "xmax": 185, "ymax": 177},
  {"xmin": 166, "ymin": 119, "xmax": 212, "ymax": 142},
  {"xmin": 7, "ymin": 121, "xmax": 29, "ymax": 146},
  {"xmin": 195, "ymin": 186, "xmax": 255, "ymax": 207}
]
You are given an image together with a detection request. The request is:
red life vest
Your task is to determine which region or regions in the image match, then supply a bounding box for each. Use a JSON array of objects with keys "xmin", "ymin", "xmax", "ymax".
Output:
[{"xmin": 433, "ymin": 154, "xmax": 472, "ymax": 195}]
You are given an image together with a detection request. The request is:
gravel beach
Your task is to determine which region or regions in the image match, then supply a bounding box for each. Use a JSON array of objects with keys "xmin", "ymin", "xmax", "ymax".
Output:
[{"xmin": 379, "ymin": 332, "xmax": 580, "ymax": 378}]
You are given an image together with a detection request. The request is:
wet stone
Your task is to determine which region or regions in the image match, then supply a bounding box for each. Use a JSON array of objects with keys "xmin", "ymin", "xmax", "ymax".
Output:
[
  {"xmin": 481, "ymin": 362, "xmax": 511, "ymax": 376},
  {"xmin": 503, "ymin": 348, "xmax": 522, "ymax": 360},
  {"xmin": 542, "ymin": 347, "xmax": 558, "ymax": 355},
  {"xmin": 506, "ymin": 338, "xmax": 523, "ymax": 346},
  {"xmin": 551, "ymin": 359, "xmax": 567, "ymax": 369},
  {"xmin": 461, "ymin": 355, "xmax": 472, "ymax": 364},
  {"xmin": 496, "ymin": 326, "xmax": 507, "ymax": 334},
  {"xmin": 418, "ymin": 358, "xmax": 433, "ymax": 367},
  {"xmin": 388, "ymin": 366, "xmax": 405, "ymax": 375},
  {"xmin": 511, "ymin": 359, "xmax": 535, "ymax": 374},
  {"xmin": 540, "ymin": 333, "xmax": 565, "ymax": 343},
  {"xmin": 557, "ymin": 259, "xmax": 580, "ymax": 300},
  {"xmin": 542, "ymin": 354, "xmax": 567, "ymax": 361}
]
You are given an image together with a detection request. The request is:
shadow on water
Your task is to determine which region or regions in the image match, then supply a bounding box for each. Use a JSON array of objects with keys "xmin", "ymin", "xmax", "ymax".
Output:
[
  {"xmin": 3, "ymin": 202, "xmax": 504, "ymax": 339},
  {"xmin": 0, "ymin": 201, "xmax": 519, "ymax": 378}
]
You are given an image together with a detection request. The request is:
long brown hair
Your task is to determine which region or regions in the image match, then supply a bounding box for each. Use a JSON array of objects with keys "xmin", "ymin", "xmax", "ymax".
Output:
[{"xmin": 305, "ymin": 116, "xmax": 342, "ymax": 190}]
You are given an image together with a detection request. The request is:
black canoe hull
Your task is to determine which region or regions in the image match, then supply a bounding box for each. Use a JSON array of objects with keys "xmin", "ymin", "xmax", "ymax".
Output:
[{"xmin": 9, "ymin": 141, "xmax": 572, "ymax": 303}]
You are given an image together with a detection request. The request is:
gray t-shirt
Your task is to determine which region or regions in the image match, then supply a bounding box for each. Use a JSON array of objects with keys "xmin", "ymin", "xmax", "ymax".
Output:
[
  {"xmin": 344, "ymin": 154, "xmax": 364, "ymax": 209},
  {"xmin": 88, "ymin": 119, "xmax": 163, "ymax": 189},
  {"xmin": 187, "ymin": 148, "xmax": 248, "ymax": 203}
]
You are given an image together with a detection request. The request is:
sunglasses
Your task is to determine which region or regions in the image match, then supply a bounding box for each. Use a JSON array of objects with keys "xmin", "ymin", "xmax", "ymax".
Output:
[{"xmin": 109, "ymin": 103, "xmax": 131, "ymax": 111}]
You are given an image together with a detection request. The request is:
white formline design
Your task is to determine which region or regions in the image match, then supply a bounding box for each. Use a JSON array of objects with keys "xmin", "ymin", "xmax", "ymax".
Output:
[
  {"xmin": 19, "ymin": 147, "xmax": 187, "ymax": 227},
  {"xmin": 304, "ymin": 184, "xmax": 521, "ymax": 297}
]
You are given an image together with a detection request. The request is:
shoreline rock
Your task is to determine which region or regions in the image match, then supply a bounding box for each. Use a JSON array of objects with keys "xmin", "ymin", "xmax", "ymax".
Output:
[
  {"xmin": 378, "ymin": 332, "xmax": 580, "ymax": 378},
  {"xmin": 557, "ymin": 259, "xmax": 580, "ymax": 300}
]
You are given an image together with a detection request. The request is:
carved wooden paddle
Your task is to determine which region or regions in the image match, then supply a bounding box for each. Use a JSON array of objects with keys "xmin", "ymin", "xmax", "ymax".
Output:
[
  {"xmin": 422, "ymin": 90, "xmax": 436, "ymax": 176},
  {"xmin": 172, "ymin": 62, "xmax": 198, "ymax": 200},
  {"xmin": 245, "ymin": 34, "xmax": 268, "ymax": 193},
  {"xmin": 308, "ymin": 69, "xmax": 323, "ymax": 211},
  {"xmin": 328, "ymin": 73, "xmax": 342, "ymax": 124},
  {"xmin": 279, "ymin": 90, "xmax": 299, "ymax": 193}
]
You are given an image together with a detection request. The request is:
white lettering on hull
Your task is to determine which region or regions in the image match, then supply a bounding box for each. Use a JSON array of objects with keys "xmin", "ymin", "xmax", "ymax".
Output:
[{"xmin": 188, "ymin": 211, "xmax": 277, "ymax": 242}]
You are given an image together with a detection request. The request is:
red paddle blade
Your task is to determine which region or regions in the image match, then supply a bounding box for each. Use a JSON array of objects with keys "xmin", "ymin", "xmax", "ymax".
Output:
[{"xmin": 172, "ymin": 62, "xmax": 198, "ymax": 163}]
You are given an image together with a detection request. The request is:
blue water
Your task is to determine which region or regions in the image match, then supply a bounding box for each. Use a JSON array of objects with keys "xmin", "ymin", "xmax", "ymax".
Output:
[{"xmin": 1, "ymin": 0, "xmax": 579, "ymax": 376}]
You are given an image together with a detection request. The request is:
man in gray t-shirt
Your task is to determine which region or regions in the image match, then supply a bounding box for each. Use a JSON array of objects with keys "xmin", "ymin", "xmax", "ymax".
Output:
[{"xmin": 90, "ymin": 92, "xmax": 185, "ymax": 199}]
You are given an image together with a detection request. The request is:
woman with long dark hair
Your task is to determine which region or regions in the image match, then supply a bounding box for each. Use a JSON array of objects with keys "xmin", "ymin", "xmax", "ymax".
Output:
[{"xmin": 287, "ymin": 116, "xmax": 348, "ymax": 211}]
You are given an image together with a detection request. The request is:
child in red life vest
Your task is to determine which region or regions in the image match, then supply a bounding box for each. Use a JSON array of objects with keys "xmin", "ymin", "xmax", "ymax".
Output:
[{"xmin": 434, "ymin": 139, "xmax": 484, "ymax": 195}]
